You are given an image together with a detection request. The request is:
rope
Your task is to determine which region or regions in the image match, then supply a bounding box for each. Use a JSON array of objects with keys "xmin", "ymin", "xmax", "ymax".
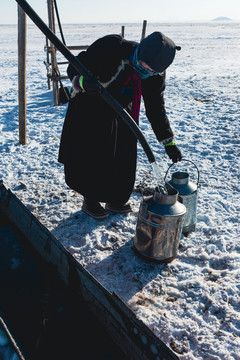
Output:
[{"xmin": 53, "ymin": 0, "xmax": 66, "ymax": 46}]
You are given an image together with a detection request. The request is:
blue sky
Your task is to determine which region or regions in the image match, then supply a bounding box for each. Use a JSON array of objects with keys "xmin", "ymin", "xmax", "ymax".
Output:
[{"xmin": 0, "ymin": 0, "xmax": 239, "ymax": 24}]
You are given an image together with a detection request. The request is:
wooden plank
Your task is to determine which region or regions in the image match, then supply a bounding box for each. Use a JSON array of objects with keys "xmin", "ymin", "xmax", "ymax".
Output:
[
  {"xmin": 47, "ymin": 45, "xmax": 89, "ymax": 53},
  {"xmin": 0, "ymin": 181, "xmax": 179, "ymax": 360},
  {"xmin": 65, "ymin": 45, "xmax": 89, "ymax": 50}
]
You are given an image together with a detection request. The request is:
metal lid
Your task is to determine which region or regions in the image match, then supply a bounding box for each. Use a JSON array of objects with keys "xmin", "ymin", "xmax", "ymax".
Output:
[
  {"xmin": 153, "ymin": 185, "xmax": 178, "ymax": 205},
  {"xmin": 171, "ymin": 172, "xmax": 189, "ymax": 185}
]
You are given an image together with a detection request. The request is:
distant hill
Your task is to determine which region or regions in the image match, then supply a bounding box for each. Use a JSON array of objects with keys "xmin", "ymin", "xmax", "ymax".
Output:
[{"xmin": 212, "ymin": 17, "xmax": 232, "ymax": 21}]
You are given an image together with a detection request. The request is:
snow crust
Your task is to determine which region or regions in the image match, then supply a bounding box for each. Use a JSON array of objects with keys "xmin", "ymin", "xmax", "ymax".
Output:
[{"xmin": 0, "ymin": 22, "xmax": 240, "ymax": 359}]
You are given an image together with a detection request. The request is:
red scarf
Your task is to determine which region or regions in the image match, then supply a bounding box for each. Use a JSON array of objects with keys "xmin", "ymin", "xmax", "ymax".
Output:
[{"xmin": 123, "ymin": 71, "xmax": 142, "ymax": 124}]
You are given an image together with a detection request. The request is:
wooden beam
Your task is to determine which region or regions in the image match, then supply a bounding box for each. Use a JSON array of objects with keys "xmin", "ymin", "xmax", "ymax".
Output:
[
  {"xmin": 18, "ymin": 5, "xmax": 27, "ymax": 145},
  {"xmin": 47, "ymin": 45, "xmax": 88, "ymax": 52}
]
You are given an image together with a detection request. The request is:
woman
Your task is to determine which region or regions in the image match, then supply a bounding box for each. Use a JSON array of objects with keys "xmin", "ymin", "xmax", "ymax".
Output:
[{"xmin": 58, "ymin": 31, "xmax": 182, "ymax": 219}]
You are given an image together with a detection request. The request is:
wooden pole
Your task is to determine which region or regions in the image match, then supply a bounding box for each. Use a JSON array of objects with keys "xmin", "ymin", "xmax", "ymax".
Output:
[
  {"xmin": 141, "ymin": 20, "xmax": 147, "ymax": 40},
  {"xmin": 121, "ymin": 26, "xmax": 125, "ymax": 38},
  {"xmin": 47, "ymin": 0, "xmax": 59, "ymax": 105},
  {"xmin": 45, "ymin": 37, "xmax": 51, "ymax": 89},
  {"xmin": 18, "ymin": 5, "xmax": 27, "ymax": 145}
]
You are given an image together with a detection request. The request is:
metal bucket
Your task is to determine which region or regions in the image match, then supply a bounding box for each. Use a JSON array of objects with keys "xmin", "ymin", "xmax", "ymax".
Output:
[
  {"xmin": 134, "ymin": 185, "xmax": 186, "ymax": 262},
  {"xmin": 164, "ymin": 159, "xmax": 200, "ymax": 236}
]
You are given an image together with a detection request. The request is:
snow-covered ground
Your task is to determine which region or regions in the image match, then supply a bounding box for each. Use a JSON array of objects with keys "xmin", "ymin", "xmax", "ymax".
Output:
[{"xmin": 0, "ymin": 21, "xmax": 240, "ymax": 359}]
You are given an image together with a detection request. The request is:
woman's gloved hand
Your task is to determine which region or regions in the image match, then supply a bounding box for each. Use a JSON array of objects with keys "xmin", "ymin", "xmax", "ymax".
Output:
[
  {"xmin": 72, "ymin": 74, "xmax": 101, "ymax": 96},
  {"xmin": 163, "ymin": 138, "xmax": 182, "ymax": 163}
]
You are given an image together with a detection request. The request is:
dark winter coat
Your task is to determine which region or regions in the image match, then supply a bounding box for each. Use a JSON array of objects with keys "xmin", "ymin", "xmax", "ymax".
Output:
[{"xmin": 58, "ymin": 34, "xmax": 174, "ymax": 204}]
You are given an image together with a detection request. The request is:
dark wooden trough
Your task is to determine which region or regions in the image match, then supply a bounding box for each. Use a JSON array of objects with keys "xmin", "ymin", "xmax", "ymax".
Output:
[{"xmin": 0, "ymin": 181, "xmax": 179, "ymax": 360}]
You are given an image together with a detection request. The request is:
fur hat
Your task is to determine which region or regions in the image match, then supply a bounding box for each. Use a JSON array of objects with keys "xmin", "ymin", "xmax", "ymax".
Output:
[{"xmin": 138, "ymin": 31, "xmax": 180, "ymax": 73}]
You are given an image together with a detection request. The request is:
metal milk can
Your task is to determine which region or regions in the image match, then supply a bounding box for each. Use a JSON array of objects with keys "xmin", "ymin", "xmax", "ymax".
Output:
[
  {"xmin": 164, "ymin": 160, "xmax": 200, "ymax": 236},
  {"xmin": 134, "ymin": 185, "xmax": 186, "ymax": 263}
]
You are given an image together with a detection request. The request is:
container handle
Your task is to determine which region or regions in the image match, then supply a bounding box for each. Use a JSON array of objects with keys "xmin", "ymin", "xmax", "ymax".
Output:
[{"xmin": 164, "ymin": 159, "xmax": 200, "ymax": 187}]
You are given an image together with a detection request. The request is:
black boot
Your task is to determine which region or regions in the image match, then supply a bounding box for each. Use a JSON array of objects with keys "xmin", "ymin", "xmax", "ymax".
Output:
[
  {"xmin": 105, "ymin": 202, "xmax": 132, "ymax": 214},
  {"xmin": 82, "ymin": 197, "xmax": 109, "ymax": 220}
]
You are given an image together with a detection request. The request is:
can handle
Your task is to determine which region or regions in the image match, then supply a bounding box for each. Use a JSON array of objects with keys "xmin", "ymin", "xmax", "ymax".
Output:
[{"xmin": 164, "ymin": 159, "xmax": 200, "ymax": 187}]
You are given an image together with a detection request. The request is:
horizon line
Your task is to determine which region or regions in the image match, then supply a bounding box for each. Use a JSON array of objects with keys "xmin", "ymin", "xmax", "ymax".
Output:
[{"xmin": 0, "ymin": 18, "xmax": 239, "ymax": 26}]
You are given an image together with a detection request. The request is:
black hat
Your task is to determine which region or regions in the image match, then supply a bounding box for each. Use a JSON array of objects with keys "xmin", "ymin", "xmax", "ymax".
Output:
[{"xmin": 138, "ymin": 31, "xmax": 180, "ymax": 73}]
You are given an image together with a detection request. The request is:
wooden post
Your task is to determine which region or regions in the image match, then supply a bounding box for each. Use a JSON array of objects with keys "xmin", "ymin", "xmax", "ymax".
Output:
[
  {"xmin": 47, "ymin": 0, "xmax": 59, "ymax": 105},
  {"xmin": 45, "ymin": 37, "xmax": 51, "ymax": 90},
  {"xmin": 121, "ymin": 26, "xmax": 125, "ymax": 38},
  {"xmin": 18, "ymin": 5, "xmax": 27, "ymax": 145},
  {"xmin": 141, "ymin": 20, "xmax": 147, "ymax": 40}
]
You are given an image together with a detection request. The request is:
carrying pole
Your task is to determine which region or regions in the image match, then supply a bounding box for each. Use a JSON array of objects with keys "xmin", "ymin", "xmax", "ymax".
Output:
[
  {"xmin": 18, "ymin": 5, "xmax": 27, "ymax": 145},
  {"xmin": 15, "ymin": 0, "xmax": 156, "ymax": 164}
]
